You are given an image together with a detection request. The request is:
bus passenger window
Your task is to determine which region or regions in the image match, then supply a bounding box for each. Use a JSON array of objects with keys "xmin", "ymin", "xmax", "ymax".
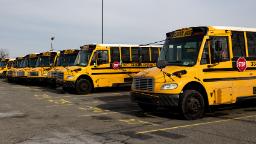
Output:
[
  {"xmin": 121, "ymin": 47, "xmax": 130, "ymax": 63},
  {"xmin": 141, "ymin": 47, "xmax": 150, "ymax": 62},
  {"xmin": 210, "ymin": 37, "xmax": 229, "ymax": 63},
  {"xmin": 247, "ymin": 32, "xmax": 256, "ymax": 57},
  {"xmin": 201, "ymin": 40, "xmax": 210, "ymax": 64},
  {"xmin": 110, "ymin": 47, "xmax": 120, "ymax": 62},
  {"xmin": 97, "ymin": 51, "xmax": 109, "ymax": 64},
  {"xmin": 131, "ymin": 47, "xmax": 140, "ymax": 62},
  {"xmin": 232, "ymin": 31, "xmax": 246, "ymax": 57},
  {"xmin": 151, "ymin": 47, "xmax": 159, "ymax": 63}
]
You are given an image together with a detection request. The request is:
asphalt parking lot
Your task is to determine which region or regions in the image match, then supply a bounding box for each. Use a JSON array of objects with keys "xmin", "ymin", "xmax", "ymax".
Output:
[{"xmin": 0, "ymin": 80, "xmax": 256, "ymax": 144}]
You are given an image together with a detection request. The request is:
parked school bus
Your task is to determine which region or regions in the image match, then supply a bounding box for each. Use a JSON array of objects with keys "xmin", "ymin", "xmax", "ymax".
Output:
[
  {"xmin": 6, "ymin": 59, "xmax": 16, "ymax": 82},
  {"xmin": 0, "ymin": 58, "xmax": 9, "ymax": 78},
  {"xmin": 7, "ymin": 57, "xmax": 25, "ymax": 82},
  {"xmin": 14, "ymin": 53, "xmax": 38, "ymax": 81},
  {"xmin": 14, "ymin": 56, "xmax": 30, "ymax": 82},
  {"xmin": 131, "ymin": 26, "xmax": 256, "ymax": 120},
  {"xmin": 28, "ymin": 51, "xmax": 57, "ymax": 81},
  {"xmin": 56, "ymin": 44, "xmax": 161, "ymax": 94},
  {"xmin": 47, "ymin": 49, "xmax": 79, "ymax": 84}
]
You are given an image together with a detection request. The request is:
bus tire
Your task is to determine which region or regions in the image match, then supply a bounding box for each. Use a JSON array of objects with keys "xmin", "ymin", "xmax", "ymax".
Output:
[
  {"xmin": 138, "ymin": 103, "xmax": 157, "ymax": 112},
  {"xmin": 179, "ymin": 90, "xmax": 205, "ymax": 120},
  {"xmin": 76, "ymin": 79, "xmax": 93, "ymax": 94}
]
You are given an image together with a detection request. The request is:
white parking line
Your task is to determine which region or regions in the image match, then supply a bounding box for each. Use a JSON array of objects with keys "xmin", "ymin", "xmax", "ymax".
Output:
[
  {"xmin": 79, "ymin": 110, "xmax": 140, "ymax": 117},
  {"xmin": 136, "ymin": 114, "xmax": 256, "ymax": 134}
]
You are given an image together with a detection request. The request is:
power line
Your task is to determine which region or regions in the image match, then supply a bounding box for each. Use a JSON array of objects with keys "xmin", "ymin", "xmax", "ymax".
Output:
[{"xmin": 102, "ymin": 0, "xmax": 103, "ymax": 43}]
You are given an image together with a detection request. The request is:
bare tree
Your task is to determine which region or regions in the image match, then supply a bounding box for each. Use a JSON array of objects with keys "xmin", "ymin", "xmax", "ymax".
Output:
[{"xmin": 0, "ymin": 49, "xmax": 9, "ymax": 59}]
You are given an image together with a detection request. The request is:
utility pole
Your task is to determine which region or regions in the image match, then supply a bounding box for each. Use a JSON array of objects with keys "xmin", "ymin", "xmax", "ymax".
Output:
[
  {"xmin": 50, "ymin": 36, "xmax": 55, "ymax": 51},
  {"xmin": 102, "ymin": 0, "xmax": 104, "ymax": 44}
]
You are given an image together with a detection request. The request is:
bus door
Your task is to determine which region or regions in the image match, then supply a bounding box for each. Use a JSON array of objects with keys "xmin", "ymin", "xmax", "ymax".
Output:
[
  {"xmin": 201, "ymin": 36, "xmax": 234, "ymax": 104},
  {"xmin": 90, "ymin": 50, "xmax": 115, "ymax": 87}
]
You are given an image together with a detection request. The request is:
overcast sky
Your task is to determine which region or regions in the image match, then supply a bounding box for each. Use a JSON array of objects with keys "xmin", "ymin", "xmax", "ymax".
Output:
[{"xmin": 1, "ymin": 0, "xmax": 256, "ymax": 57}]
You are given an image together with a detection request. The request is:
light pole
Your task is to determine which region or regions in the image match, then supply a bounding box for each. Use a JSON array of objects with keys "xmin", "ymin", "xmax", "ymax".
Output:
[
  {"xmin": 102, "ymin": 0, "xmax": 104, "ymax": 44},
  {"xmin": 50, "ymin": 36, "xmax": 55, "ymax": 51}
]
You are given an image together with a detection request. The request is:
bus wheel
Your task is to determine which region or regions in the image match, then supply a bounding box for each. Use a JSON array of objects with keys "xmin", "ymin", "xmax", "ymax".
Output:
[
  {"xmin": 179, "ymin": 90, "xmax": 205, "ymax": 120},
  {"xmin": 76, "ymin": 79, "xmax": 93, "ymax": 94},
  {"xmin": 138, "ymin": 103, "xmax": 157, "ymax": 112}
]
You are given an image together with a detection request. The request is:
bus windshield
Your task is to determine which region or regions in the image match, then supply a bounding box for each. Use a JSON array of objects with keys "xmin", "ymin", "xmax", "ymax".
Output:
[
  {"xmin": 29, "ymin": 58, "xmax": 37, "ymax": 67},
  {"xmin": 0, "ymin": 62, "xmax": 7, "ymax": 67},
  {"xmin": 36, "ymin": 56, "xmax": 53, "ymax": 67},
  {"xmin": 7, "ymin": 61, "xmax": 14, "ymax": 68},
  {"xmin": 57, "ymin": 53, "xmax": 77, "ymax": 66},
  {"xmin": 16, "ymin": 60, "xmax": 23, "ymax": 68},
  {"xmin": 21, "ymin": 59, "xmax": 28, "ymax": 68},
  {"xmin": 159, "ymin": 36, "xmax": 203, "ymax": 66},
  {"xmin": 74, "ymin": 50, "xmax": 93, "ymax": 66}
]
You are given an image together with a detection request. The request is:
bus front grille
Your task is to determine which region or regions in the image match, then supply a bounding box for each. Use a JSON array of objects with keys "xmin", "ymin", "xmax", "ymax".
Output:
[
  {"xmin": 48, "ymin": 71, "xmax": 57, "ymax": 78},
  {"xmin": 52, "ymin": 72, "xmax": 57, "ymax": 78},
  {"xmin": 133, "ymin": 77, "xmax": 154, "ymax": 91},
  {"xmin": 30, "ymin": 72, "xmax": 38, "ymax": 76},
  {"xmin": 7, "ymin": 71, "xmax": 13, "ymax": 76},
  {"xmin": 17, "ymin": 71, "xmax": 25, "ymax": 76},
  {"xmin": 56, "ymin": 72, "xmax": 64, "ymax": 80}
]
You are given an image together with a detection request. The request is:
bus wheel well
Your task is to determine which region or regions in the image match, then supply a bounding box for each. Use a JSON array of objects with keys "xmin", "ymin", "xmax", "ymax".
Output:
[
  {"xmin": 77, "ymin": 75, "xmax": 94, "ymax": 88},
  {"xmin": 183, "ymin": 81, "xmax": 209, "ymax": 108}
]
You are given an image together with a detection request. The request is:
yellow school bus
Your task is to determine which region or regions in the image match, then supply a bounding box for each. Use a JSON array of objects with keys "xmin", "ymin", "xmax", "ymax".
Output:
[
  {"xmin": 47, "ymin": 49, "xmax": 79, "ymax": 85},
  {"xmin": 6, "ymin": 59, "xmax": 16, "ymax": 82},
  {"xmin": 0, "ymin": 58, "xmax": 9, "ymax": 78},
  {"xmin": 131, "ymin": 26, "xmax": 256, "ymax": 120},
  {"xmin": 14, "ymin": 54, "xmax": 38, "ymax": 81},
  {"xmin": 8, "ymin": 57, "xmax": 25, "ymax": 81},
  {"xmin": 57, "ymin": 44, "xmax": 161, "ymax": 94},
  {"xmin": 28, "ymin": 51, "xmax": 57, "ymax": 81}
]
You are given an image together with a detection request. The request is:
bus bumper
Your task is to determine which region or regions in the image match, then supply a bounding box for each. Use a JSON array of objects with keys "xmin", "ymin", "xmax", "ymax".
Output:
[
  {"xmin": 63, "ymin": 81, "xmax": 76, "ymax": 88},
  {"xmin": 130, "ymin": 91, "xmax": 180, "ymax": 107}
]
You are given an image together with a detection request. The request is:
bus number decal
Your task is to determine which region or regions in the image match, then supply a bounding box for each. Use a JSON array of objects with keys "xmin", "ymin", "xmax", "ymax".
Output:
[{"xmin": 251, "ymin": 62, "xmax": 256, "ymax": 67}]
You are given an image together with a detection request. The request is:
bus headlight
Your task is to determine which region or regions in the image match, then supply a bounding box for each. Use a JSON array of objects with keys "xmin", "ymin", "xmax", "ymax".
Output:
[
  {"xmin": 67, "ymin": 75, "xmax": 74, "ymax": 80},
  {"xmin": 161, "ymin": 83, "xmax": 178, "ymax": 90}
]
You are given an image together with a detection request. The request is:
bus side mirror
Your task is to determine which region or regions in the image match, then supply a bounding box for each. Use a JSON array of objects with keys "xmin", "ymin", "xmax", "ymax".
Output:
[{"xmin": 157, "ymin": 60, "xmax": 168, "ymax": 69}]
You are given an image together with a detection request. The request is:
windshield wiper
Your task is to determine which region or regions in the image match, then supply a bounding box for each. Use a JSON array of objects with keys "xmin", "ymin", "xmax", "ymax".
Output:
[{"xmin": 168, "ymin": 61, "xmax": 182, "ymax": 64}]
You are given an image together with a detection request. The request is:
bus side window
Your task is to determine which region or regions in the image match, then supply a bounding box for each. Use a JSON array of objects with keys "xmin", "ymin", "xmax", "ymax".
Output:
[
  {"xmin": 97, "ymin": 50, "xmax": 109, "ymax": 65},
  {"xmin": 247, "ymin": 32, "xmax": 256, "ymax": 57},
  {"xmin": 131, "ymin": 47, "xmax": 140, "ymax": 62},
  {"xmin": 110, "ymin": 47, "xmax": 120, "ymax": 62},
  {"xmin": 232, "ymin": 31, "xmax": 246, "ymax": 57},
  {"xmin": 151, "ymin": 47, "xmax": 159, "ymax": 63},
  {"xmin": 210, "ymin": 37, "xmax": 229, "ymax": 63},
  {"xmin": 121, "ymin": 47, "xmax": 130, "ymax": 63},
  {"xmin": 201, "ymin": 40, "xmax": 210, "ymax": 64},
  {"xmin": 141, "ymin": 47, "xmax": 150, "ymax": 62}
]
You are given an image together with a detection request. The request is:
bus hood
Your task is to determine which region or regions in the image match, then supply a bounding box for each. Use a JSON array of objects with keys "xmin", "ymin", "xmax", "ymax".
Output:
[
  {"xmin": 50, "ymin": 66, "xmax": 65, "ymax": 72},
  {"xmin": 135, "ymin": 66, "xmax": 189, "ymax": 83},
  {"xmin": 31, "ymin": 67, "xmax": 49, "ymax": 72},
  {"xmin": 65, "ymin": 66, "xmax": 82, "ymax": 71}
]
